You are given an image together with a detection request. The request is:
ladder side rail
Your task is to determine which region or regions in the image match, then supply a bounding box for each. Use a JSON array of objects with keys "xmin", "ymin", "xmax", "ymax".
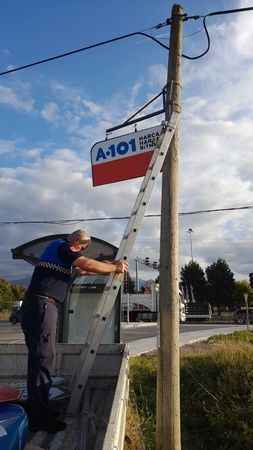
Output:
[{"xmin": 68, "ymin": 112, "xmax": 179, "ymax": 415}]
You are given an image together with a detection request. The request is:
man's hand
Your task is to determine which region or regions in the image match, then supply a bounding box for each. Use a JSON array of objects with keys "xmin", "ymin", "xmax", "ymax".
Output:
[{"xmin": 114, "ymin": 260, "xmax": 128, "ymax": 273}]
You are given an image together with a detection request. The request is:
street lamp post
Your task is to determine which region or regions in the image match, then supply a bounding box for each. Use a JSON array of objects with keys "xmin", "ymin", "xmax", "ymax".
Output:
[
  {"xmin": 155, "ymin": 282, "xmax": 159, "ymax": 315},
  {"xmin": 187, "ymin": 228, "xmax": 194, "ymax": 261},
  {"xmin": 135, "ymin": 258, "xmax": 139, "ymax": 293}
]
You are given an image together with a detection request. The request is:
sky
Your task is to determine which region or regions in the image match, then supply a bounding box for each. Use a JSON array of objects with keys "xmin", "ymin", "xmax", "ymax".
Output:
[{"xmin": 0, "ymin": 0, "xmax": 253, "ymax": 283}]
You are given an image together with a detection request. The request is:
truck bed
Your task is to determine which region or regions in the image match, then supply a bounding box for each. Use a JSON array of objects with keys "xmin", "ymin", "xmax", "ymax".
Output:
[{"xmin": 0, "ymin": 343, "xmax": 129, "ymax": 450}]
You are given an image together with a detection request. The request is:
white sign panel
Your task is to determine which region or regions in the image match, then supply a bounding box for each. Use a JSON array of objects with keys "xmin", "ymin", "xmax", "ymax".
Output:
[{"xmin": 90, "ymin": 124, "xmax": 163, "ymax": 186}]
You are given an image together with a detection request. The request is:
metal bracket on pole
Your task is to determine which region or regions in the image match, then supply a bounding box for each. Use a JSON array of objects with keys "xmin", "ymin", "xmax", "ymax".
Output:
[
  {"xmin": 106, "ymin": 88, "xmax": 167, "ymax": 134},
  {"xmin": 67, "ymin": 110, "xmax": 180, "ymax": 416}
]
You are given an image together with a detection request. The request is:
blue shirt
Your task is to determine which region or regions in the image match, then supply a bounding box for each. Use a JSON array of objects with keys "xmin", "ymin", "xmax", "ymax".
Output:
[{"xmin": 27, "ymin": 240, "xmax": 83, "ymax": 303}]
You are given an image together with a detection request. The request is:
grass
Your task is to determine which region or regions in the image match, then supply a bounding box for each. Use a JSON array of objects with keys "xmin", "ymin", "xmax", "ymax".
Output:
[
  {"xmin": 207, "ymin": 329, "xmax": 253, "ymax": 344},
  {"xmin": 128, "ymin": 356, "xmax": 157, "ymax": 450},
  {"xmin": 125, "ymin": 331, "xmax": 253, "ymax": 450},
  {"xmin": 124, "ymin": 397, "xmax": 146, "ymax": 450}
]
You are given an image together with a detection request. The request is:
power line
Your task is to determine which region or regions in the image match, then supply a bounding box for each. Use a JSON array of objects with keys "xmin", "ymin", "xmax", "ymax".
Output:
[
  {"xmin": 182, "ymin": 16, "xmax": 210, "ymax": 60},
  {"xmin": 182, "ymin": 6, "xmax": 253, "ymax": 60},
  {"xmin": 204, "ymin": 6, "xmax": 253, "ymax": 18},
  {"xmin": 1, "ymin": 6, "xmax": 253, "ymax": 78},
  {"xmin": 181, "ymin": 6, "xmax": 253, "ymax": 61},
  {"xmin": 180, "ymin": 205, "xmax": 253, "ymax": 216},
  {"xmin": 0, "ymin": 23, "xmax": 170, "ymax": 77},
  {"xmin": 1, "ymin": 205, "xmax": 252, "ymax": 225},
  {"xmin": 184, "ymin": 5, "xmax": 253, "ymax": 22}
]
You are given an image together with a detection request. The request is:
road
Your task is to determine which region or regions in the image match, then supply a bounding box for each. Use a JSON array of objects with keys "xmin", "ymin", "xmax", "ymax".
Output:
[
  {"xmin": 121, "ymin": 322, "xmax": 245, "ymax": 355},
  {"xmin": 0, "ymin": 321, "xmax": 24, "ymax": 343},
  {"xmin": 0, "ymin": 321, "xmax": 245, "ymax": 352},
  {"xmin": 120, "ymin": 323, "xmax": 240, "ymax": 342}
]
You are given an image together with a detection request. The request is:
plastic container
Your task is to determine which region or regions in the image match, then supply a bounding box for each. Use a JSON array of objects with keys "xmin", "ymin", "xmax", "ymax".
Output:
[{"xmin": 0, "ymin": 403, "xmax": 28, "ymax": 450}]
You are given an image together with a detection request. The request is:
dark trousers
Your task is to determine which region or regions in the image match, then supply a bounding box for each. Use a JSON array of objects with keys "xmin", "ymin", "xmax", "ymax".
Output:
[{"xmin": 21, "ymin": 294, "xmax": 58, "ymax": 422}]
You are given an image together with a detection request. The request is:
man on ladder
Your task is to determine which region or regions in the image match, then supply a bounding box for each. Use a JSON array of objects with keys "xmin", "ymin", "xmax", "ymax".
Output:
[{"xmin": 21, "ymin": 229, "xmax": 128, "ymax": 433}]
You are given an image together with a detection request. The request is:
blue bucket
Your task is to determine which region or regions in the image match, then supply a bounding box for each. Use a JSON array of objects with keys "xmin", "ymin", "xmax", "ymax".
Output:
[{"xmin": 0, "ymin": 403, "xmax": 28, "ymax": 450}]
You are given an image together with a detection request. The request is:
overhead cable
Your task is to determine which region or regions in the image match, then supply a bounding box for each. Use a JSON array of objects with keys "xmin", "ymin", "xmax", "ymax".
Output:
[
  {"xmin": 1, "ymin": 205, "xmax": 253, "ymax": 225},
  {"xmin": 184, "ymin": 5, "xmax": 253, "ymax": 22},
  {"xmin": 0, "ymin": 6, "xmax": 252, "ymax": 78},
  {"xmin": 182, "ymin": 5, "xmax": 253, "ymax": 60},
  {"xmin": 0, "ymin": 24, "xmax": 170, "ymax": 77},
  {"xmin": 182, "ymin": 17, "xmax": 210, "ymax": 60},
  {"xmin": 205, "ymin": 6, "xmax": 253, "ymax": 18}
]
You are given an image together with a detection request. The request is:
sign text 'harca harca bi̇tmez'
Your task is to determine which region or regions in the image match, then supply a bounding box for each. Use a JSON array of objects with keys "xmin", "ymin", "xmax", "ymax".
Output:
[{"xmin": 90, "ymin": 124, "xmax": 163, "ymax": 186}]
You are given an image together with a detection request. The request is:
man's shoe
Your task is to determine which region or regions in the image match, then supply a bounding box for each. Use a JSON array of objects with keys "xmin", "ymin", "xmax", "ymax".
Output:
[{"xmin": 29, "ymin": 418, "xmax": 66, "ymax": 433}]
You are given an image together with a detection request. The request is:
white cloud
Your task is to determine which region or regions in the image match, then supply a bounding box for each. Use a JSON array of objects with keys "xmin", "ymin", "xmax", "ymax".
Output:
[
  {"xmin": 41, "ymin": 101, "xmax": 59, "ymax": 122},
  {"xmin": 82, "ymin": 99, "xmax": 103, "ymax": 115},
  {"xmin": 6, "ymin": 65, "xmax": 15, "ymax": 72},
  {"xmin": 47, "ymin": 81, "xmax": 147, "ymax": 143},
  {"xmin": 147, "ymin": 64, "xmax": 166, "ymax": 87},
  {"xmin": 24, "ymin": 148, "xmax": 43, "ymax": 159},
  {"xmin": 125, "ymin": 81, "xmax": 143, "ymax": 113},
  {"xmin": 0, "ymin": 144, "xmax": 142, "ymax": 279},
  {"xmin": 0, "ymin": 85, "xmax": 34, "ymax": 112},
  {"xmin": 229, "ymin": 0, "xmax": 253, "ymax": 58},
  {"xmin": 0, "ymin": 139, "xmax": 16, "ymax": 155}
]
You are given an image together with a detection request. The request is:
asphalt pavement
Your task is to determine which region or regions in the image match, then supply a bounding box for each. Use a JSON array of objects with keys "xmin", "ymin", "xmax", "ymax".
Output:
[
  {"xmin": 121, "ymin": 322, "xmax": 246, "ymax": 355},
  {"xmin": 0, "ymin": 321, "xmax": 246, "ymax": 356},
  {"xmin": 120, "ymin": 322, "xmax": 240, "ymax": 342}
]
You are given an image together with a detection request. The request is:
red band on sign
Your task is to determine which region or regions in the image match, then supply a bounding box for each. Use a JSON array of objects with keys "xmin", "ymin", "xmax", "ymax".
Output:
[{"xmin": 92, "ymin": 151, "xmax": 154, "ymax": 186}]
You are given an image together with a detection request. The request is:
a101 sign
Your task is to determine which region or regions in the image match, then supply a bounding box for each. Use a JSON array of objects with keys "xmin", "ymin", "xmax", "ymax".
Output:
[{"xmin": 91, "ymin": 124, "xmax": 163, "ymax": 186}]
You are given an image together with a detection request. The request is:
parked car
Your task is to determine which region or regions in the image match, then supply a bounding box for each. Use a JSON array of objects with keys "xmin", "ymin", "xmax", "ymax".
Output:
[{"xmin": 9, "ymin": 300, "xmax": 23, "ymax": 325}]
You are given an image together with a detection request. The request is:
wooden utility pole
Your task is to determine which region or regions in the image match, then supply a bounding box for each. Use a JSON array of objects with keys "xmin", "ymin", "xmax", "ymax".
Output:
[{"xmin": 156, "ymin": 4, "xmax": 184, "ymax": 450}]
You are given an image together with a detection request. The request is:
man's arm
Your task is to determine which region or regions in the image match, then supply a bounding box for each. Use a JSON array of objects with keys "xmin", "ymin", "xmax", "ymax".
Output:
[
  {"xmin": 73, "ymin": 256, "xmax": 128, "ymax": 274},
  {"xmin": 72, "ymin": 267, "xmax": 97, "ymax": 277}
]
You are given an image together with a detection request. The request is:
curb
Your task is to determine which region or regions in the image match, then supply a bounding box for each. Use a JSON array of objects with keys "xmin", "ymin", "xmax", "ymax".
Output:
[{"xmin": 121, "ymin": 322, "xmax": 157, "ymax": 329}]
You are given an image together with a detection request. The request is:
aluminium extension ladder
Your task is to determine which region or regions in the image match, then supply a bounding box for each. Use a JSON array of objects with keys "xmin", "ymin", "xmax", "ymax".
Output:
[{"xmin": 68, "ymin": 110, "xmax": 180, "ymax": 416}]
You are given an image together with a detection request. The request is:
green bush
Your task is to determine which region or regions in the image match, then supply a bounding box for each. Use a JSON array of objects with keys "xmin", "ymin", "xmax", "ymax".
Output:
[{"xmin": 129, "ymin": 336, "xmax": 253, "ymax": 450}]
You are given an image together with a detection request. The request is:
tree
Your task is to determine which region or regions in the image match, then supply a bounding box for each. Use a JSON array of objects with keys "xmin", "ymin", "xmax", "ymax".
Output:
[
  {"xmin": 11, "ymin": 283, "xmax": 25, "ymax": 302},
  {"xmin": 0, "ymin": 278, "xmax": 25, "ymax": 311},
  {"xmin": 180, "ymin": 261, "xmax": 207, "ymax": 303},
  {"xmin": 232, "ymin": 280, "xmax": 253, "ymax": 307},
  {"xmin": 205, "ymin": 258, "xmax": 235, "ymax": 312},
  {"xmin": 0, "ymin": 278, "xmax": 13, "ymax": 311}
]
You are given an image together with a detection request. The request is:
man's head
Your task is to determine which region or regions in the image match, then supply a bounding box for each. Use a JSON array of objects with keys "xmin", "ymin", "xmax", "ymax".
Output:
[{"xmin": 67, "ymin": 229, "xmax": 91, "ymax": 251}]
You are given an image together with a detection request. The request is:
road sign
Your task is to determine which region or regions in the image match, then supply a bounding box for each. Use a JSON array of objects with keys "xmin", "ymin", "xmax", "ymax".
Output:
[{"xmin": 91, "ymin": 124, "xmax": 163, "ymax": 186}]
